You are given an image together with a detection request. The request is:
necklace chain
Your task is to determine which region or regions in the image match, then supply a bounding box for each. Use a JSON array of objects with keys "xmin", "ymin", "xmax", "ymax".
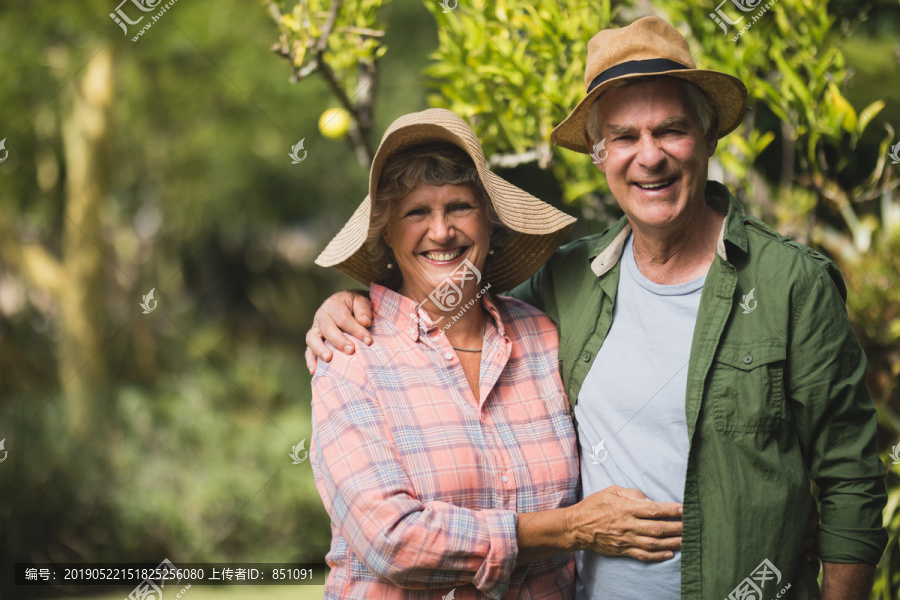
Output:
[{"xmin": 449, "ymin": 323, "xmax": 486, "ymax": 353}]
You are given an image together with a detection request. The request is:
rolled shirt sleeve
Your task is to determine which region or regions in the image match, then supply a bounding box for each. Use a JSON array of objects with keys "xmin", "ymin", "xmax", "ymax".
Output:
[
  {"xmin": 787, "ymin": 265, "xmax": 888, "ymax": 564},
  {"xmin": 311, "ymin": 355, "xmax": 519, "ymax": 598}
]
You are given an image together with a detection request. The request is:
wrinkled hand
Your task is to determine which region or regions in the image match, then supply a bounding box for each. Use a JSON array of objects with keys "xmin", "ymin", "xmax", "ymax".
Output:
[
  {"xmin": 305, "ymin": 290, "xmax": 374, "ymax": 374},
  {"xmin": 568, "ymin": 486, "xmax": 683, "ymax": 562}
]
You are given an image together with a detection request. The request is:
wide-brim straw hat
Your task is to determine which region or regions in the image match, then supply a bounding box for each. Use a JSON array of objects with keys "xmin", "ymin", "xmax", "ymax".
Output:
[
  {"xmin": 315, "ymin": 108, "xmax": 576, "ymax": 292},
  {"xmin": 551, "ymin": 16, "xmax": 748, "ymax": 153}
]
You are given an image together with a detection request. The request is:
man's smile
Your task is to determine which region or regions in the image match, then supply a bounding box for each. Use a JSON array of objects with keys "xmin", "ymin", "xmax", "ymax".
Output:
[{"xmin": 634, "ymin": 177, "xmax": 678, "ymax": 191}]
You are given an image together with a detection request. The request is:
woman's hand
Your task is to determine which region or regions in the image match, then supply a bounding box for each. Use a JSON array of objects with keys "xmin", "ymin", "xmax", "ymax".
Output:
[{"xmin": 305, "ymin": 290, "xmax": 374, "ymax": 374}]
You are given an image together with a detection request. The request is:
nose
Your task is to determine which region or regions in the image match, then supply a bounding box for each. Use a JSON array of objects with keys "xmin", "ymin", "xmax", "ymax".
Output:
[
  {"xmin": 428, "ymin": 210, "xmax": 455, "ymax": 242},
  {"xmin": 635, "ymin": 133, "xmax": 666, "ymax": 170}
]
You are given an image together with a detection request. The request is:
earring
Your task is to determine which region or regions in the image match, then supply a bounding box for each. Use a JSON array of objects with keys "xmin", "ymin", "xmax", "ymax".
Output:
[
  {"xmin": 387, "ymin": 261, "xmax": 394, "ymax": 269},
  {"xmin": 488, "ymin": 247, "xmax": 495, "ymax": 255}
]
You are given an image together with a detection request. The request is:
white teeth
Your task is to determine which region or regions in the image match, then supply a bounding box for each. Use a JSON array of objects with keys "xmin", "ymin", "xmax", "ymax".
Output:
[
  {"xmin": 425, "ymin": 249, "xmax": 462, "ymax": 261},
  {"xmin": 637, "ymin": 179, "xmax": 675, "ymax": 190}
]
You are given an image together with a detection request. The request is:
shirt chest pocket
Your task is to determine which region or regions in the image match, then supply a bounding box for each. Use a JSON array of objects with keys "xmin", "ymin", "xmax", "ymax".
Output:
[{"xmin": 709, "ymin": 342, "xmax": 786, "ymax": 433}]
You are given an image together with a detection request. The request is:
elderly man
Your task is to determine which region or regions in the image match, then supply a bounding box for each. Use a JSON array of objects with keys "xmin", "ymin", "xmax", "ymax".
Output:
[{"xmin": 305, "ymin": 16, "xmax": 886, "ymax": 600}]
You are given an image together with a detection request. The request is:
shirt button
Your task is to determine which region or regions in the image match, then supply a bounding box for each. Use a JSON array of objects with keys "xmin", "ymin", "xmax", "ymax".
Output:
[
  {"xmin": 743, "ymin": 354, "xmax": 753, "ymax": 364},
  {"xmin": 501, "ymin": 475, "xmax": 509, "ymax": 483},
  {"xmin": 581, "ymin": 352, "xmax": 591, "ymax": 362},
  {"xmin": 445, "ymin": 352, "xmax": 453, "ymax": 360}
]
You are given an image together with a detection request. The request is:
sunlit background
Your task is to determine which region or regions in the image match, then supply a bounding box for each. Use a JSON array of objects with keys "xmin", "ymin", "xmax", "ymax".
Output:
[{"xmin": 1, "ymin": 0, "xmax": 899, "ymax": 598}]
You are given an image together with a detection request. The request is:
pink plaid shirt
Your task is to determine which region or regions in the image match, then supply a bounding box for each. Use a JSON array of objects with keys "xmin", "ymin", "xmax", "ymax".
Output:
[{"xmin": 311, "ymin": 283, "xmax": 579, "ymax": 600}]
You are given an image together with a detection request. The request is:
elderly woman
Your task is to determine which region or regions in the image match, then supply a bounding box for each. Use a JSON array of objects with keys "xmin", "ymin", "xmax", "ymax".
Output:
[{"xmin": 311, "ymin": 108, "xmax": 582, "ymax": 599}]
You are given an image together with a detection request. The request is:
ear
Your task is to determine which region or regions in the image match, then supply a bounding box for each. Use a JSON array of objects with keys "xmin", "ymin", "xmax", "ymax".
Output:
[
  {"xmin": 382, "ymin": 229, "xmax": 392, "ymax": 248},
  {"xmin": 706, "ymin": 131, "xmax": 718, "ymax": 158}
]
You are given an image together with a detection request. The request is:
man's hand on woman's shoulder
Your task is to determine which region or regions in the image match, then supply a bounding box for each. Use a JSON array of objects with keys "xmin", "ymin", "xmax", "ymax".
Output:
[{"xmin": 306, "ymin": 290, "xmax": 374, "ymax": 374}]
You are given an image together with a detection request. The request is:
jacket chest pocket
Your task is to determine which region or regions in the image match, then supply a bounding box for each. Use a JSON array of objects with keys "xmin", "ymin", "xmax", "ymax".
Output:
[{"xmin": 709, "ymin": 342, "xmax": 785, "ymax": 433}]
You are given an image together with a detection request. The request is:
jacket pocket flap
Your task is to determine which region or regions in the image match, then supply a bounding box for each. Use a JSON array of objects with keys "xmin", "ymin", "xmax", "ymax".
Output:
[{"xmin": 713, "ymin": 342, "xmax": 786, "ymax": 372}]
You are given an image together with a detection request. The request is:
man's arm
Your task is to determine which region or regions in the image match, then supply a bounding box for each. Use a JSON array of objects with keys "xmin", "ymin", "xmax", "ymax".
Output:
[
  {"xmin": 821, "ymin": 562, "xmax": 875, "ymax": 600},
  {"xmin": 507, "ymin": 250, "xmax": 572, "ymax": 325},
  {"xmin": 506, "ymin": 261, "xmax": 548, "ymax": 312},
  {"xmin": 305, "ymin": 260, "xmax": 557, "ymax": 373},
  {"xmin": 304, "ymin": 290, "xmax": 373, "ymax": 373},
  {"xmin": 787, "ymin": 265, "xmax": 887, "ymax": 591}
]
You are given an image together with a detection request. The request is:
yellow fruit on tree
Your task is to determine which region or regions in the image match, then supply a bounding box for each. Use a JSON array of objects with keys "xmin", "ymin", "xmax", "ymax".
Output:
[{"xmin": 319, "ymin": 108, "xmax": 351, "ymax": 139}]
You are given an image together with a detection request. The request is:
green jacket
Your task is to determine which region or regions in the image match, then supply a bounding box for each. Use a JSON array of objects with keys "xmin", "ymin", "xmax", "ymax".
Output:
[{"xmin": 509, "ymin": 181, "xmax": 887, "ymax": 599}]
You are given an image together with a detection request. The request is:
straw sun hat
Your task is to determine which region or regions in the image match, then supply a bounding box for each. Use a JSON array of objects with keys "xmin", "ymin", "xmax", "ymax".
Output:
[
  {"xmin": 550, "ymin": 15, "xmax": 748, "ymax": 154},
  {"xmin": 315, "ymin": 109, "xmax": 576, "ymax": 292}
]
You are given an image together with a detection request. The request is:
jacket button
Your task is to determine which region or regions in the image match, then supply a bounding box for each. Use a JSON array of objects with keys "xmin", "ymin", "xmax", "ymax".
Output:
[
  {"xmin": 582, "ymin": 352, "xmax": 591, "ymax": 362},
  {"xmin": 743, "ymin": 354, "xmax": 753, "ymax": 364}
]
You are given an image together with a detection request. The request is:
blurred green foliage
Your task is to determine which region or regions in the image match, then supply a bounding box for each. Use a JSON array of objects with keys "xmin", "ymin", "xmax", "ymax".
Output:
[
  {"xmin": 426, "ymin": 0, "xmax": 614, "ymax": 211},
  {"xmin": 0, "ymin": 0, "xmax": 432, "ymax": 597}
]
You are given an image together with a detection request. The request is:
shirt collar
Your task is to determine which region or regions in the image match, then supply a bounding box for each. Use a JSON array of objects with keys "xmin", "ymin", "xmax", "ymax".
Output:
[
  {"xmin": 588, "ymin": 180, "xmax": 748, "ymax": 277},
  {"xmin": 370, "ymin": 282, "xmax": 507, "ymax": 342}
]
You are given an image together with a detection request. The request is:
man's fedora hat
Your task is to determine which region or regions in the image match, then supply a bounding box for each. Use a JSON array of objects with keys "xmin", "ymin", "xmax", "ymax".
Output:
[
  {"xmin": 550, "ymin": 16, "xmax": 748, "ymax": 153},
  {"xmin": 316, "ymin": 109, "xmax": 576, "ymax": 291}
]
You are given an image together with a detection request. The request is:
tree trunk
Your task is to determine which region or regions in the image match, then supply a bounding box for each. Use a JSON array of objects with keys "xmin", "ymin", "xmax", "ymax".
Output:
[{"xmin": 59, "ymin": 46, "xmax": 113, "ymax": 440}]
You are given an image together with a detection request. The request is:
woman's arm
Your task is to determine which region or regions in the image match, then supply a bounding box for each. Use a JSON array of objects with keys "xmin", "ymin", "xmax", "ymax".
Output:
[{"xmin": 312, "ymin": 361, "xmax": 518, "ymax": 600}]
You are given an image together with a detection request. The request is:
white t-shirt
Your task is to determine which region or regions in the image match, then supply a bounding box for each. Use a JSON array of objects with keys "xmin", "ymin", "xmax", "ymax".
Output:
[{"xmin": 574, "ymin": 233, "xmax": 705, "ymax": 600}]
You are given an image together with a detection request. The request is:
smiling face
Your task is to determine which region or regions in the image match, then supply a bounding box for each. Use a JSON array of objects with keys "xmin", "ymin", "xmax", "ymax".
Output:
[
  {"xmin": 590, "ymin": 78, "xmax": 717, "ymax": 235},
  {"xmin": 384, "ymin": 183, "xmax": 492, "ymax": 308}
]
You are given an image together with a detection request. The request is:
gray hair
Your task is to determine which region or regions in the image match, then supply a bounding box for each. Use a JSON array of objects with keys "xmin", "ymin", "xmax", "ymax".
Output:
[{"xmin": 585, "ymin": 76, "xmax": 718, "ymax": 145}]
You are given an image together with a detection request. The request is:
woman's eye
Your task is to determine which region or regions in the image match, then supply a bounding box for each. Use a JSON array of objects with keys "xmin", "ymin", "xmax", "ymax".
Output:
[
  {"xmin": 404, "ymin": 208, "xmax": 427, "ymax": 219},
  {"xmin": 450, "ymin": 204, "xmax": 475, "ymax": 214}
]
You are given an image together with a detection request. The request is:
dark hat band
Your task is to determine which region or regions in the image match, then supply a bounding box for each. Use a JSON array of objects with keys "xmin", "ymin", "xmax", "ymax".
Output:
[{"xmin": 587, "ymin": 58, "xmax": 690, "ymax": 93}]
